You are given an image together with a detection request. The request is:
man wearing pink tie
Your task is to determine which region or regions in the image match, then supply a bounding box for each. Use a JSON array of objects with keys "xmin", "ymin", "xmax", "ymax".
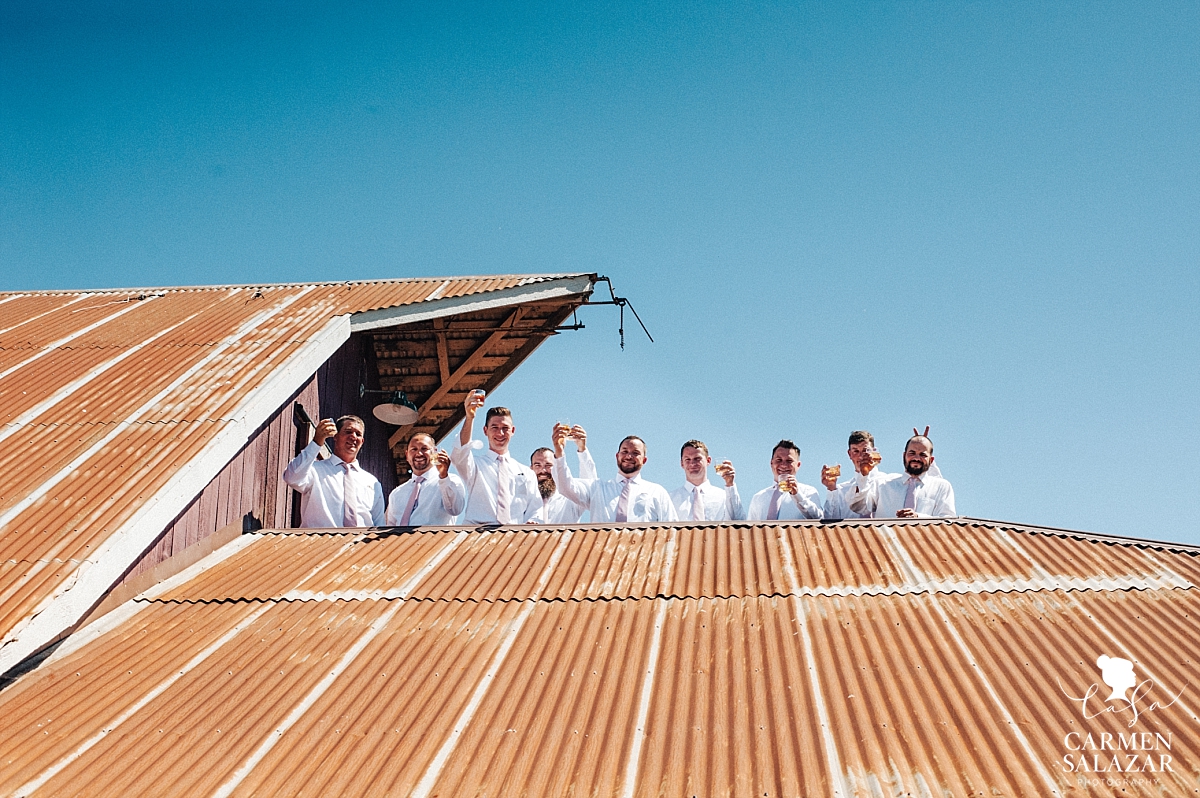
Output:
[
  {"xmin": 745, "ymin": 440, "xmax": 824, "ymax": 521},
  {"xmin": 851, "ymin": 435, "xmax": 956, "ymax": 519},
  {"xmin": 282, "ymin": 415, "xmax": 385, "ymax": 528},
  {"xmin": 669, "ymin": 440, "xmax": 743, "ymax": 521},
  {"xmin": 552, "ymin": 426, "xmax": 677, "ymax": 523},
  {"xmin": 385, "ymin": 433, "xmax": 466, "ymax": 526},
  {"xmin": 451, "ymin": 392, "xmax": 538, "ymax": 524}
]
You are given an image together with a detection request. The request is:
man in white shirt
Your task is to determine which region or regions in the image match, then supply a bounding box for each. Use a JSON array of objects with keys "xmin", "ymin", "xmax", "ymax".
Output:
[
  {"xmin": 851, "ymin": 435, "xmax": 956, "ymax": 518},
  {"xmin": 552, "ymin": 425, "xmax": 678, "ymax": 523},
  {"xmin": 385, "ymin": 433, "xmax": 466, "ymax": 526},
  {"xmin": 451, "ymin": 392, "xmax": 538, "ymax": 524},
  {"xmin": 524, "ymin": 425, "xmax": 597, "ymax": 524},
  {"xmin": 821, "ymin": 430, "xmax": 888, "ymax": 520},
  {"xmin": 282, "ymin": 415, "xmax": 385, "ymax": 528},
  {"xmin": 745, "ymin": 439, "xmax": 824, "ymax": 521},
  {"xmin": 669, "ymin": 439, "xmax": 743, "ymax": 521}
]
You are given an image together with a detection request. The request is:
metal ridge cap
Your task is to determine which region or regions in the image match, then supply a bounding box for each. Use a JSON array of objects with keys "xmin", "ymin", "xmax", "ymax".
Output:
[
  {"xmin": 2, "ymin": 273, "xmax": 595, "ymax": 297},
  {"xmin": 957, "ymin": 515, "xmax": 1200, "ymax": 553}
]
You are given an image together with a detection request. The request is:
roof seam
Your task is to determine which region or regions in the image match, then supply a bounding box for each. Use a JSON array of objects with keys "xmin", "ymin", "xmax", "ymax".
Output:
[{"xmin": 136, "ymin": 583, "xmax": 1197, "ymax": 606}]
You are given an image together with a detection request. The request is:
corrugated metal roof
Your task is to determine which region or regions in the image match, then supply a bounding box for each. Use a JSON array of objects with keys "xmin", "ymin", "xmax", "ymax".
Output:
[
  {"xmin": 1, "ymin": 519, "xmax": 1196, "ymax": 797},
  {"xmin": 0, "ymin": 274, "xmax": 594, "ymax": 677}
]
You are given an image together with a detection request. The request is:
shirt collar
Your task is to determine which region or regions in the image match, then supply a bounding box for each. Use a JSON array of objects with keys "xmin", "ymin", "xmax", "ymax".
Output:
[
  {"xmin": 619, "ymin": 473, "xmax": 644, "ymax": 485},
  {"xmin": 332, "ymin": 455, "xmax": 358, "ymax": 471}
]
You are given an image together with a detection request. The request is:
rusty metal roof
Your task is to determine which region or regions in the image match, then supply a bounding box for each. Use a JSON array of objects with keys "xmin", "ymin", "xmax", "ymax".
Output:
[
  {"xmin": 0, "ymin": 518, "xmax": 1196, "ymax": 797},
  {"xmin": 0, "ymin": 274, "xmax": 595, "ymax": 677}
]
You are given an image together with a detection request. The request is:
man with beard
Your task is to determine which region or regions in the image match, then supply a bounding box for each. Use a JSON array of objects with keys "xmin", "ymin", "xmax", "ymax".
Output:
[
  {"xmin": 451, "ymin": 392, "xmax": 538, "ymax": 524},
  {"xmin": 283, "ymin": 415, "xmax": 385, "ymax": 528},
  {"xmin": 821, "ymin": 430, "xmax": 887, "ymax": 520},
  {"xmin": 524, "ymin": 425, "xmax": 596, "ymax": 523},
  {"xmin": 385, "ymin": 433, "xmax": 466, "ymax": 526},
  {"xmin": 851, "ymin": 435, "xmax": 956, "ymax": 518},
  {"xmin": 746, "ymin": 439, "xmax": 824, "ymax": 521},
  {"xmin": 552, "ymin": 425, "xmax": 677, "ymax": 523},
  {"xmin": 669, "ymin": 439, "xmax": 743, "ymax": 521}
]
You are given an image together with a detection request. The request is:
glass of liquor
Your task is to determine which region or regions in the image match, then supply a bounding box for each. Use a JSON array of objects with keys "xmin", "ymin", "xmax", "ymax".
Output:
[
  {"xmin": 825, "ymin": 464, "xmax": 842, "ymax": 480},
  {"xmin": 711, "ymin": 458, "xmax": 727, "ymax": 476},
  {"xmin": 558, "ymin": 418, "xmax": 575, "ymax": 439},
  {"xmin": 777, "ymin": 474, "xmax": 794, "ymax": 493},
  {"xmin": 866, "ymin": 448, "xmax": 882, "ymax": 471}
]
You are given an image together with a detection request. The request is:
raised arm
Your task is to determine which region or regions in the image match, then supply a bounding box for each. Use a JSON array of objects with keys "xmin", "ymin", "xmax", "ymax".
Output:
[
  {"xmin": 282, "ymin": 418, "xmax": 337, "ymax": 493},
  {"xmin": 551, "ymin": 423, "xmax": 592, "ymax": 506},
  {"xmin": 434, "ymin": 450, "xmax": 467, "ymax": 516},
  {"xmin": 450, "ymin": 393, "xmax": 483, "ymax": 487}
]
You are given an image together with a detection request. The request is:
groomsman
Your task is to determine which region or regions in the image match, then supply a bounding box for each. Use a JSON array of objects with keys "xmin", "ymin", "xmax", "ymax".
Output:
[
  {"xmin": 283, "ymin": 415, "xmax": 385, "ymax": 528},
  {"xmin": 450, "ymin": 391, "xmax": 538, "ymax": 524},
  {"xmin": 552, "ymin": 425, "xmax": 677, "ymax": 522},
  {"xmin": 821, "ymin": 430, "xmax": 888, "ymax": 520},
  {"xmin": 669, "ymin": 439, "xmax": 743, "ymax": 521},
  {"xmin": 851, "ymin": 435, "xmax": 956, "ymax": 518},
  {"xmin": 385, "ymin": 433, "xmax": 466, "ymax": 526},
  {"xmin": 745, "ymin": 440, "xmax": 823, "ymax": 521},
  {"xmin": 525, "ymin": 424, "xmax": 597, "ymax": 523}
]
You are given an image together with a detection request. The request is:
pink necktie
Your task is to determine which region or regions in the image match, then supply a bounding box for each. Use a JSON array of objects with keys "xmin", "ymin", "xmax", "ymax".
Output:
[
  {"xmin": 691, "ymin": 486, "xmax": 705, "ymax": 521},
  {"xmin": 399, "ymin": 475, "xmax": 424, "ymax": 526},
  {"xmin": 496, "ymin": 455, "xmax": 512, "ymax": 524},
  {"xmin": 903, "ymin": 477, "xmax": 918, "ymax": 511},
  {"xmin": 767, "ymin": 488, "xmax": 781, "ymax": 521},
  {"xmin": 342, "ymin": 463, "xmax": 357, "ymax": 527},
  {"xmin": 615, "ymin": 478, "xmax": 631, "ymax": 522}
]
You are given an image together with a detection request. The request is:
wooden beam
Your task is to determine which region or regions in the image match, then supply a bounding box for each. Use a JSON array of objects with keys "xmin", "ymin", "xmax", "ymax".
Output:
[
  {"xmin": 388, "ymin": 306, "xmax": 525, "ymax": 448},
  {"xmin": 432, "ymin": 317, "xmax": 451, "ymax": 384}
]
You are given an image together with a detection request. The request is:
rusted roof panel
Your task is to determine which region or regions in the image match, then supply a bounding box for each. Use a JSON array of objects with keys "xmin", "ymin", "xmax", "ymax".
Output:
[
  {"xmin": 2, "ymin": 519, "xmax": 1198, "ymax": 797},
  {"xmin": 0, "ymin": 274, "xmax": 594, "ymax": 676}
]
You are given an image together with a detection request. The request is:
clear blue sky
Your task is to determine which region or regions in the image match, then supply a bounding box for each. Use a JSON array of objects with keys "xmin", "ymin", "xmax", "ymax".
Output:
[{"xmin": 3, "ymin": 2, "xmax": 1198, "ymax": 543}]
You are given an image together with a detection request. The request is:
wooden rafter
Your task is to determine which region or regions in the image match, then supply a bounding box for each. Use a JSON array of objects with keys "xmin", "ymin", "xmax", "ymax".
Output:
[{"xmin": 387, "ymin": 306, "xmax": 526, "ymax": 449}]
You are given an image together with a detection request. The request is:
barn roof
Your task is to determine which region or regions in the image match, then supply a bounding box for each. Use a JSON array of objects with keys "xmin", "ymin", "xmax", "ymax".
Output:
[
  {"xmin": 0, "ymin": 517, "xmax": 1195, "ymax": 797},
  {"xmin": 0, "ymin": 273, "xmax": 596, "ymax": 677}
]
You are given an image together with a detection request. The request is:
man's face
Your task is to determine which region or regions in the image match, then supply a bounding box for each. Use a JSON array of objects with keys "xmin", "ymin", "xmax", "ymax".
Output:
[
  {"xmin": 847, "ymin": 441, "xmax": 874, "ymax": 471},
  {"xmin": 530, "ymin": 450, "xmax": 555, "ymax": 478},
  {"xmin": 616, "ymin": 439, "xmax": 647, "ymax": 476},
  {"xmin": 406, "ymin": 435, "xmax": 436, "ymax": 473},
  {"xmin": 680, "ymin": 446, "xmax": 709, "ymax": 480},
  {"xmin": 331, "ymin": 421, "xmax": 365, "ymax": 463},
  {"xmin": 904, "ymin": 438, "xmax": 934, "ymax": 477},
  {"xmin": 484, "ymin": 414, "xmax": 515, "ymax": 453},
  {"xmin": 770, "ymin": 447, "xmax": 799, "ymax": 478}
]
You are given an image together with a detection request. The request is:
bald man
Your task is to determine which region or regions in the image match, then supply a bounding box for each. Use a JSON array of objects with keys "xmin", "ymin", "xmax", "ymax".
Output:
[{"xmin": 385, "ymin": 433, "xmax": 467, "ymax": 526}]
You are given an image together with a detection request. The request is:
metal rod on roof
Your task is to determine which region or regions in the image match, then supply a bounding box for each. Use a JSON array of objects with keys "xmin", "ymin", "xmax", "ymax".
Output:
[{"xmin": 580, "ymin": 275, "xmax": 654, "ymax": 350}]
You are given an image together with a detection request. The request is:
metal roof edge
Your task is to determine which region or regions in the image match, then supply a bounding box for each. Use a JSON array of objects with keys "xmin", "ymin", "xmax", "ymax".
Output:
[
  {"xmin": 348, "ymin": 274, "xmax": 596, "ymax": 332},
  {"xmin": 957, "ymin": 516, "xmax": 1200, "ymax": 554},
  {"xmin": 0, "ymin": 315, "xmax": 353, "ymax": 679},
  {"xmin": 1, "ymin": 273, "xmax": 590, "ymax": 297}
]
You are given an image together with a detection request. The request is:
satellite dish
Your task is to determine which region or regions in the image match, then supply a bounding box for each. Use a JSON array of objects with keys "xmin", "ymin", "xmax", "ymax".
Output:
[{"xmin": 371, "ymin": 391, "xmax": 420, "ymax": 426}]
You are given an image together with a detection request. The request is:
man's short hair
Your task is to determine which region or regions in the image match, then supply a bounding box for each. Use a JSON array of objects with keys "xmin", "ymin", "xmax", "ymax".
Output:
[
  {"xmin": 848, "ymin": 430, "xmax": 874, "ymax": 447},
  {"xmin": 484, "ymin": 407, "xmax": 512, "ymax": 426},
  {"xmin": 530, "ymin": 446, "xmax": 553, "ymax": 463},
  {"xmin": 336, "ymin": 415, "xmax": 365, "ymax": 432},
  {"xmin": 771, "ymin": 439, "xmax": 801, "ymax": 459},
  {"xmin": 619, "ymin": 435, "xmax": 646, "ymax": 452},
  {"xmin": 680, "ymin": 439, "xmax": 708, "ymax": 458},
  {"xmin": 906, "ymin": 434, "xmax": 934, "ymax": 455},
  {"xmin": 407, "ymin": 433, "xmax": 435, "ymax": 448}
]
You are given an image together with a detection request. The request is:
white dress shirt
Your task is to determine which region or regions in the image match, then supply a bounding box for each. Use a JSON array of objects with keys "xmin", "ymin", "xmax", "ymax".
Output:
[
  {"xmin": 553, "ymin": 457, "xmax": 679, "ymax": 523},
  {"xmin": 745, "ymin": 481, "xmax": 823, "ymax": 521},
  {"xmin": 669, "ymin": 480, "xmax": 744, "ymax": 521},
  {"xmin": 451, "ymin": 441, "xmax": 539, "ymax": 524},
  {"xmin": 282, "ymin": 441, "xmax": 385, "ymax": 528},
  {"xmin": 524, "ymin": 449, "xmax": 598, "ymax": 524},
  {"xmin": 385, "ymin": 470, "xmax": 467, "ymax": 526},
  {"xmin": 856, "ymin": 472, "xmax": 956, "ymax": 518},
  {"xmin": 824, "ymin": 469, "xmax": 894, "ymax": 520}
]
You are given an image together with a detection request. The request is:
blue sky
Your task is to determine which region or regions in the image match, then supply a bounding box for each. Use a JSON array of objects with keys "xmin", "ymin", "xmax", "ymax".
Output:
[{"xmin": 3, "ymin": 2, "xmax": 1198, "ymax": 543}]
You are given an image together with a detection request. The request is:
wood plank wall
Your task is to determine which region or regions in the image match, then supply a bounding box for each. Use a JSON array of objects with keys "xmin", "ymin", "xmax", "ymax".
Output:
[{"xmin": 116, "ymin": 332, "xmax": 401, "ymax": 588}]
